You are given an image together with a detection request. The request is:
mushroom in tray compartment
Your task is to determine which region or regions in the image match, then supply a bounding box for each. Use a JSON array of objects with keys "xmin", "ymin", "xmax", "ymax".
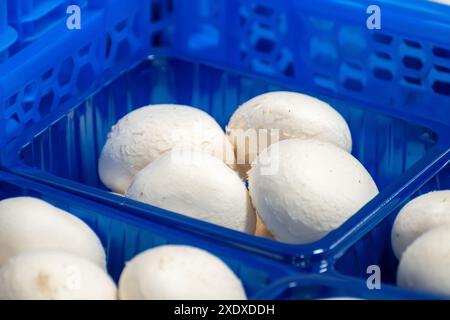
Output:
[
  {"xmin": 0, "ymin": 250, "xmax": 117, "ymax": 300},
  {"xmin": 226, "ymin": 91, "xmax": 352, "ymax": 178},
  {"xmin": 248, "ymin": 139, "xmax": 379, "ymax": 244},
  {"xmin": 126, "ymin": 151, "xmax": 256, "ymax": 234},
  {"xmin": 391, "ymin": 190, "xmax": 450, "ymax": 259},
  {"xmin": 397, "ymin": 225, "xmax": 450, "ymax": 296}
]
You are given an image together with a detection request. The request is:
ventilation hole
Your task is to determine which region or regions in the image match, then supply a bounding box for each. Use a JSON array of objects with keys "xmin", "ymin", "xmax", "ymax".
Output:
[
  {"xmin": 11, "ymin": 113, "xmax": 20, "ymax": 123},
  {"xmin": 253, "ymin": 4, "xmax": 274, "ymax": 17},
  {"xmin": 254, "ymin": 37, "xmax": 275, "ymax": 53},
  {"xmin": 151, "ymin": 2, "xmax": 162, "ymax": 22},
  {"xmin": 39, "ymin": 91, "xmax": 55, "ymax": 116},
  {"xmin": 343, "ymin": 78, "xmax": 364, "ymax": 92},
  {"xmin": 403, "ymin": 56, "xmax": 423, "ymax": 70},
  {"xmin": 78, "ymin": 44, "xmax": 90, "ymax": 57},
  {"xmin": 152, "ymin": 32, "xmax": 162, "ymax": 47},
  {"xmin": 41, "ymin": 69, "xmax": 53, "ymax": 81},
  {"xmin": 373, "ymin": 67, "xmax": 393, "ymax": 81},
  {"xmin": 373, "ymin": 33, "xmax": 393, "ymax": 45},
  {"xmin": 404, "ymin": 39, "xmax": 422, "ymax": 49},
  {"xmin": 435, "ymin": 65, "xmax": 450, "ymax": 73},
  {"xmin": 403, "ymin": 76, "xmax": 422, "ymax": 86},
  {"xmin": 57, "ymin": 58, "xmax": 75, "ymax": 87},
  {"xmin": 433, "ymin": 46, "xmax": 450, "ymax": 59},
  {"xmin": 375, "ymin": 51, "xmax": 391, "ymax": 60},
  {"xmin": 105, "ymin": 34, "xmax": 112, "ymax": 58},
  {"xmin": 433, "ymin": 81, "xmax": 450, "ymax": 96},
  {"xmin": 115, "ymin": 19, "xmax": 127, "ymax": 32},
  {"xmin": 23, "ymin": 100, "xmax": 34, "ymax": 113},
  {"xmin": 8, "ymin": 93, "xmax": 18, "ymax": 106},
  {"xmin": 77, "ymin": 64, "xmax": 96, "ymax": 91}
]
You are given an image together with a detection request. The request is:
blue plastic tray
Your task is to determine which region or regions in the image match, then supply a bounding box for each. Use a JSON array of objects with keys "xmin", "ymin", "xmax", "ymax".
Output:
[
  {"xmin": 4, "ymin": 55, "xmax": 449, "ymax": 268},
  {"xmin": 0, "ymin": 170, "xmax": 296, "ymax": 298},
  {"xmin": 330, "ymin": 149, "xmax": 450, "ymax": 293},
  {"xmin": 0, "ymin": 0, "xmax": 17, "ymax": 63},
  {"xmin": 252, "ymin": 273, "xmax": 442, "ymax": 300}
]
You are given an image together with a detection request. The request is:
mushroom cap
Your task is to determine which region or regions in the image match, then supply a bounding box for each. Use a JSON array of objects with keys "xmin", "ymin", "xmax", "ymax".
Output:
[
  {"xmin": 0, "ymin": 197, "xmax": 106, "ymax": 269},
  {"xmin": 391, "ymin": 190, "xmax": 450, "ymax": 259},
  {"xmin": 0, "ymin": 250, "xmax": 117, "ymax": 300},
  {"xmin": 126, "ymin": 151, "xmax": 256, "ymax": 233},
  {"xmin": 397, "ymin": 225, "xmax": 450, "ymax": 296},
  {"xmin": 226, "ymin": 91, "xmax": 352, "ymax": 176},
  {"xmin": 99, "ymin": 104, "xmax": 235, "ymax": 194},
  {"xmin": 118, "ymin": 245, "xmax": 247, "ymax": 300},
  {"xmin": 248, "ymin": 139, "xmax": 378, "ymax": 244}
]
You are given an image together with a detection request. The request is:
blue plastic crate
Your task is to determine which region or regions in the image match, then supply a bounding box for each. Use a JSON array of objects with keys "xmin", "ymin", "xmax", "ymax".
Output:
[
  {"xmin": 0, "ymin": 170, "xmax": 296, "ymax": 298},
  {"xmin": 0, "ymin": 0, "xmax": 449, "ymax": 299},
  {"xmin": 171, "ymin": 0, "xmax": 450, "ymax": 125},
  {"xmin": 252, "ymin": 274, "xmax": 442, "ymax": 300},
  {"xmin": 330, "ymin": 149, "xmax": 450, "ymax": 295},
  {"xmin": 0, "ymin": 0, "xmax": 17, "ymax": 63}
]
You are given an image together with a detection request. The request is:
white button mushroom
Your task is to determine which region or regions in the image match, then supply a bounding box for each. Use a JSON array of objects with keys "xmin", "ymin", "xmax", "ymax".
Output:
[
  {"xmin": 126, "ymin": 151, "xmax": 256, "ymax": 233},
  {"xmin": 391, "ymin": 190, "xmax": 450, "ymax": 259},
  {"xmin": 99, "ymin": 104, "xmax": 235, "ymax": 194},
  {"xmin": 227, "ymin": 91, "xmax": 352, "ymax": 176},
  {"xmin": 118, "ymin": 245, "xmax": 247, "ymax": 300},
  {"xmin": 248, "ymin": 139, "xmax": 379, "ymax": 244},
  {"xmin": 0, "ymin": 250, "xmax": 117, "ymax": 300},
  {"xmin": 397, "ymin": 226, "xmax": 450, "ymax": 296},
  {"xmin": 0, "ymin": 197, "xmax": 106, "ymax": 269}
]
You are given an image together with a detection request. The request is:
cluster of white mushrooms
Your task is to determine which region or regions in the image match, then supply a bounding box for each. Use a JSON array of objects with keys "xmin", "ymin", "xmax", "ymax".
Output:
[
  {"xmin": 392, "ymin": 190, "xmax": 450, "ymax": 296},
  {"xmin": 99, "ymin": 91, "xmax": 379, "ymax": 244},
  {"xmin": 0, "ymin": 197, "xmax": 246, "ymax": 300}
]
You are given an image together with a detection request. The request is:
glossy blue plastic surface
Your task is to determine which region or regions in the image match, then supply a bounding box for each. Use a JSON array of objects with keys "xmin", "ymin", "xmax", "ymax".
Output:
[
  {"xmin": 332, "ymin": 149, "xmax": 450, "ymax": 291},
  {"xmin": 6, "ymin": 0, "xmax": 88, "ymax": 54},
  {"xmin": 0, "ymin": 0, "xmax": 17, "ymax": 63},
  {"xmin": 0, "ymin": 170, "xmax": 296, "ymax": 298},
  {"xmin": 0, "ymin": 0, "xmax": 449, "ymax": 300},
  {"xmin": 252, "ymin": 273, "xmax": 442, "ymax": 300}
]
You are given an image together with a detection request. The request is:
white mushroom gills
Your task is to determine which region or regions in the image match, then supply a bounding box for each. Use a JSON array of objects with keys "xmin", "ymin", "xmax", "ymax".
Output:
[
  {"xmin": 397, "ymin": 225, "xmax": 450, "ymax": 296},
  {"xmin": 0, "ymin": 250, "xmax": 117, "ymax": 300},
  {"xmin": 0, "ymin": 197, "xmax": 106, "ymax": 269},
  {"xmin": 118, "ymin": 245, "xmax": 247, "ymax": 300},
  {"xmin": 226, "ymin": 91, "xmax": 352, "ymax": 177},
  {"xmin": 126, "ymin": 151, "xmax": 256, "ymax": 233},
  {"xmin": 248, "ymin": 139, "xmax": 378, "ymax": 244},
  {"xmin": 391, "ymin": 190, "xmax": 450, "ymax": 259},
  {"xmin": 99, "ymin": 104, "xmax": 235, "ymax": 194}
]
